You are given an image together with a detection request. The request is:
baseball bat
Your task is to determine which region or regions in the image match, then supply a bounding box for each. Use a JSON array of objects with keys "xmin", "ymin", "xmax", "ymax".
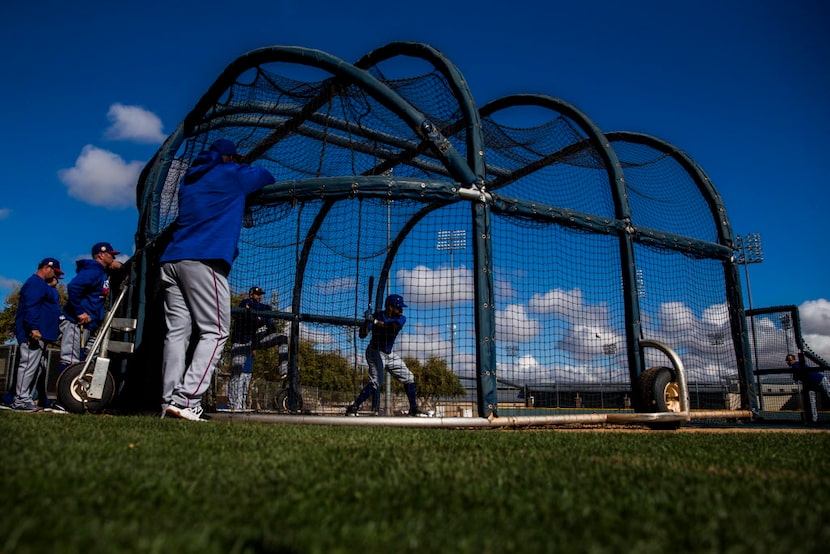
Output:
[{"xmin": 367, "ymin": 275, "xmax": 374, "ymax": 313}]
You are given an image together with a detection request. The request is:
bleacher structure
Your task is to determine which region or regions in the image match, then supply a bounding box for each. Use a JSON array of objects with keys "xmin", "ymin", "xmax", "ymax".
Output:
[{"xmin": 116, "ymin": 41, "xmax": 826, "ymax": 423}]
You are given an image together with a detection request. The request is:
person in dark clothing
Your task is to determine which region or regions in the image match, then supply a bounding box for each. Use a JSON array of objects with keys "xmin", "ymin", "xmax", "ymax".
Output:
[
  {"xmin": 346, "ymin": 294, "xmax": 426, "ymax": 417},
  {"xmin": 786, "ymin": 353, "xmax": 830, "ymax": 424},
  {"xmin": 60, "ymin": 241, "xmax": 123, "ymax": 369},
  {"xmin": 8, "ymin": 258, "xmax": 64, "ymax": 412},
  {"xmin": 159, "ymin": 138, "xmax": 275, "ymax": 421},
  {"xmin": 228, "ymin": 286, "xmax": 274, "ymax": 411}
]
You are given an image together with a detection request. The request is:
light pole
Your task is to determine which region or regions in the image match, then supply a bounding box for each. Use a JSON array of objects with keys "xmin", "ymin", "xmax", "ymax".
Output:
[
  {"xmin": 437, "ymin": 230, "xmax": 466, "ymax": 372},
  {"xmin": 371, "ymin": 194, "xmax": 393, "ymax": 415},
  {"xmin": 780, "ymin": 314, "xmax": 792, "ymax": 354},
  {"xmin": 734, "ymin": 233, "xmax": 763, "ymax": 311},
  {"xmin": 734, "ymin": 233, "xmax": 764, "ymax": 409}
]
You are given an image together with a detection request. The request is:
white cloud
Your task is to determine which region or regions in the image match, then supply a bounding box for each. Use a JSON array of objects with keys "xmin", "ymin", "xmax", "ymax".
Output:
[
  {"xmin": 0, "ymin": 275, "xmax": 21, "ymax": 291},
  {"xmin": 799, "ymin": 298, "xmax": 830, "ymax": 335},
  {"xmin": 313, "ymin": 276, "xmax": 356, "ymax": 296},
  {"xmin": 529, "ymin": 288, "xmax": 610, "ymax": 327},
  {"xmin": 397, "ymin": 323, "xmax": 452, "ymax": 361},
  {"xmin": 799, "ymin": 298, "xmax": 830, "ymax": 360},
  {"xmin": 397, "ymin": 265, "xmax": 474, "ymax": 306},
  {"xmin": 298, "ymin": 323, "xmax": 335, "ymax": 346},
  {"xmin": 497, "ymin": 354, "xmax": 545, "ymax": 383},
  {"xmin": 646, "ymin": 302, "xmax": 734, "ymax": 356},
  {"xmin": 104, "ymin": 103, "xmax": 165, "ymax": 143},
  {"xmin": 495, "ymin": 303, "xmax": 540, "ymax": 343},
  {"xmin": 0, "ymin": 208, "xmax": 10, "ymax": 221},
  {"xmin": 529, "ymin": 288, "xmax": 584, "ymax": 317},
  {"xmin": 58, "ymin": 145, "xmax": 143, "ymax": 209},
  {"xmin": 494, "ymin": 276, "xmax": 518, "ymax": 303},
  {"xmin": 495, "ymin": 354, "xmax": 625, "ymax": 385},
  {"xmin": 803, "ymin": 334, "xmax": 830, "ymax": 361}
]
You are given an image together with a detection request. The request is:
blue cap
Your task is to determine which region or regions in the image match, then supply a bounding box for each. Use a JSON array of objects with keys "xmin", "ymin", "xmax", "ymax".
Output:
[
  {"xmin": 92, "ymin": 242, "xmax": 120, "ymax": 257},
  {"xmin": 210, "ymin": 139, "xmax": 237, "ymax": 156},
  {"xmin": 39, "ymin": 257, "xmax": 64, "ymax": 276},
  {"xmin": 385, "ymin": 294, "xmax": 407, "ymax": 308}
]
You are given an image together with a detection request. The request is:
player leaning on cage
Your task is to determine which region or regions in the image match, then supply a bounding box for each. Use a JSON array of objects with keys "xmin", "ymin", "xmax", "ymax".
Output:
[
  {"xmin": 786, "ymin": 353, "xmax": 830, "ymax": 425},
  {"xmin": 159, "ymin": 138, "xmax": 275, "ymax": 422},
  {"xmin": 346, "ymin": 294, "xmax": 427, "ymax": 417}
]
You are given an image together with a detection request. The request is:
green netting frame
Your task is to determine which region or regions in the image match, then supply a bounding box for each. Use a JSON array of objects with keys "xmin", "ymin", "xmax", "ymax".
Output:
[{"xmin": 126, "ymin": 42, "xmax": 756, "ymax": 417}]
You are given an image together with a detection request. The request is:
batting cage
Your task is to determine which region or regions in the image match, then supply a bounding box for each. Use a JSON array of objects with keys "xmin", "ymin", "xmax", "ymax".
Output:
[
  {"xmin": 120, "ymin": 42, "xmax": 766, "ymax": 422},
  {"xmin": 743, "ymin": 306, "xmax": 830, "ymax": 420}
]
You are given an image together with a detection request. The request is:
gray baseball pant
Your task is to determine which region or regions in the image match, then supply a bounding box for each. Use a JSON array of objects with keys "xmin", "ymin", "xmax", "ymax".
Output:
[
  {"xmin": 13, "ymin": 339, "xmax": 47, "ymax": 408},
  {"xmin": 366, "ymin": 346, "xmax": 414, "ymax": 387},
  {"xmin": 160, "ymin": 260, "xmax": 230, "ymax": 411},
  {"xmin": 59, "ymin": 318, "xmax": 89, "ymax": 366}
]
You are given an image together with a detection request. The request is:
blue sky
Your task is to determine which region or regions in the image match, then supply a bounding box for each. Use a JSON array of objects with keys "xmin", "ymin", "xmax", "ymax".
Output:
[{"xmin": 1, "ymin": 0, "xmax": 828, "ymax": 356}]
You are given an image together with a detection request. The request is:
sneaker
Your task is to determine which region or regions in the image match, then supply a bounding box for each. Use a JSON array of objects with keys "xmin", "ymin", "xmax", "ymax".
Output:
[
  {"xmin": 345, "ymin": 405, "xmax": 360, "ymax": 416},
  {"xmin": 165, "ymin": 404, "xmax": 206, "ymax": 422},
  {"xmin": 407, "ymin": 407, "xmax": 429, "ymax": 417},
  {"xmin": 12, "ymin": 402, "xmax": 40, "ymax": 413},
  {"xmin": 44, "ymin": 403, "xmax": 68, "ymax": 414}
]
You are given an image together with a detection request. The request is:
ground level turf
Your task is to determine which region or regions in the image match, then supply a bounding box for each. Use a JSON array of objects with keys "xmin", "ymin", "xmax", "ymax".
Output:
[{"xmin": 1, "ymin": 412, "xmax": 827, "ymax": 553}]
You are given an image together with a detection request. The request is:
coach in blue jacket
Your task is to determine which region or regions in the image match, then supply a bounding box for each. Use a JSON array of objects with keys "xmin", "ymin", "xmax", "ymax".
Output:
[
  {"xmin": 159, "ymin": 138, "xmax": 275, "ymax": 421},
  {"xmin": 60, "ymin": 241, "xmax": 124, "ymax": 369},
  {"xmin": 10, "ymin": 258, "xmax": 64, "ymax": 411}
]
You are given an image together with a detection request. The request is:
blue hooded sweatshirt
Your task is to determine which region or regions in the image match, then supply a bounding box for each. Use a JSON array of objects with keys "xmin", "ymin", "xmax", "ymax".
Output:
[
  {"xmin": 15, "ymin": 274, "xmax": 61, "ymax": 343},
  {"xmin": 62, "ymin": 258, "xmax": 112, "ymax": 331},
  {"xmin": 159, "ymin": 149, "xmax": 275, "ymax": 268}
]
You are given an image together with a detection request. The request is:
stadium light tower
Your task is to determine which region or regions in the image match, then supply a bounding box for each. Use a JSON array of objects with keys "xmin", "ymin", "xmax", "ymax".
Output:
[
  {"xmin": 779, "ymin": 313, "xmax": 792, "ymax": 353},
  {"xmin": 734, "ymin": 233, "xmax": 764, "ymax": 408},
  {"xmin": 734, "ymin": 233, "xmax": 763, "ymax": 311},
  {"xmin": 437, "ymin": 229, "xmax": 467, "ymax": 372}
]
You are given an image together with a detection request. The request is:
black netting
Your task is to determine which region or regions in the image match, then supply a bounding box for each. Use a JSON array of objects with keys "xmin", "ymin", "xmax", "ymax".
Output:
[
  {"xmin": 130, "ymin": 43, "xmax": 762, "ymax": 417},
  {"xmin": 492, "ymin": 217, "xmax": 629, "ymax": 391},
  {"xmin": 613, "ymin": 139, "xmax": 718, "ymax": 242}
]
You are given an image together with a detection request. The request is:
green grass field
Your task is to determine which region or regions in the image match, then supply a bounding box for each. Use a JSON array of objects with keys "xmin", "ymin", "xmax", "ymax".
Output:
[{"xmin": 1, "ymin": 413, "xmax": 828, "ymax": 554}]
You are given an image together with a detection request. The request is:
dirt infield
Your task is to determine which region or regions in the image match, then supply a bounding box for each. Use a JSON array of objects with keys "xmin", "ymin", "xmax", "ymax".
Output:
[{"xmin": 545, "ymin": 421, "xmax": 830, "ymax": 433}]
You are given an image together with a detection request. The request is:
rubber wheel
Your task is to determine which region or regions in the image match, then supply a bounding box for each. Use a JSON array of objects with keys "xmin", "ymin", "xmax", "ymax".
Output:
[
  {"xmin": 56, "ymin": 361, "xmax": 116, "ymax": 414},
  {"xmin": 638, "ymin": 366, "xmax": 681, "ymax": 430},
  {"xmin": 273, "ymin": 388, "xmax": 303, "ymax": 413}
]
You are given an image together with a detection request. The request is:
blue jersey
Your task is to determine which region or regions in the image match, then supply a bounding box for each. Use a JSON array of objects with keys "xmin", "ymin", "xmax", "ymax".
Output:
[
  {"xmin": 367, "ymin": 310, "xmax": 406, "ymax": 353},
  {"xmin": 62, "ymin": 258, "xmax": 111, "ymax": 330},
  {"xmin": 791, "ymin": 361, "xmax": 825, "ymax": 387},
  {"xmin": 15, "ymin": 274, "xmax": 61, "ymax": 343},
  {"xmin": 160, "ymin": 150, "xmax": 275, "ymax": 268}
]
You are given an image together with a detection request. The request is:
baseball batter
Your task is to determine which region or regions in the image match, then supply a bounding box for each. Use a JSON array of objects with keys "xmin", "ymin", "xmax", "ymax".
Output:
[{"xmin": 346, "ymin": 294, "xmax": 426, "ymax": 416}]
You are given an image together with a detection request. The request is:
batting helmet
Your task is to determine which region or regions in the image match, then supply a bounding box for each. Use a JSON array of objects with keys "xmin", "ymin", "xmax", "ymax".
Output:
[{"xmin": 385, "ymin": 294, "xmax": 407, "ymax": 308}]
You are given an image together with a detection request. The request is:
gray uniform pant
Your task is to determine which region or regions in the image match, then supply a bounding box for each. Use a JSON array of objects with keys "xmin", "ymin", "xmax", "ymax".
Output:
[
  {"xmin": 59, "ymin": 319, "xmax": 90, "ymax": 366},
  {"xmin": 229, "ymin": 341, "xmax": 253, "ymax": 410},
  {"xmin": 160, "ymin": 260, "xmax": 230, "ymax": 411},
  {"xmin": 228, "ymin": 371, "xmax": 252, "ymax": 411},
  {"xmin": 366, "ymin": 346, "xmax": 414, "ymax": 387},
  {"xmin": 13, "ymin": 339, "xmax": 47, "ymax": 407},
  {"xmin": 801, "ymin": 376, "xmax": 830, "ymax": 423}
]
